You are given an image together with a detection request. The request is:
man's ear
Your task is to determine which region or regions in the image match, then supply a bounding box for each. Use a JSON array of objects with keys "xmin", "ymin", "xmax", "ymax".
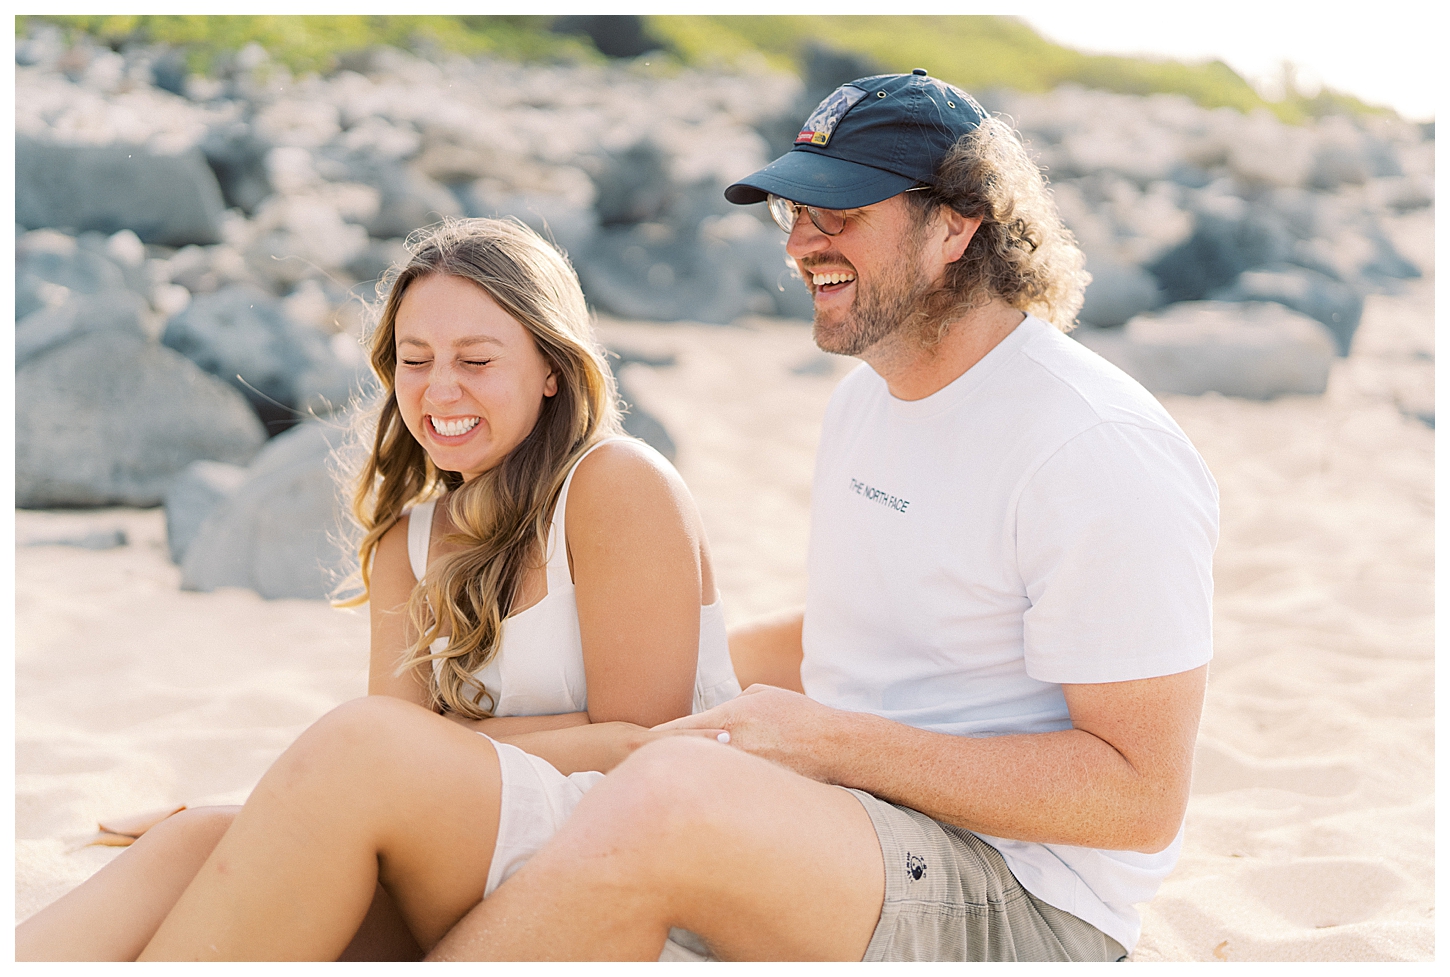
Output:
[{"xmin": 938, "ymin": 209, "xmax": 982, "ymax": 265}]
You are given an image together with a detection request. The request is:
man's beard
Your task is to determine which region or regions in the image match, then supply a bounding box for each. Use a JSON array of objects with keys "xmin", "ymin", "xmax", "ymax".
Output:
[{"xmin": 809, "ymin": 243, "xmax": 936, "ymax": 358}]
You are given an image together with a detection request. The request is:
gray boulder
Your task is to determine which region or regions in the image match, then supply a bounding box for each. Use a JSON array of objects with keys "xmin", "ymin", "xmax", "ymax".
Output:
[
  {"xmin": 577, "ymin": 226, "xmax": 751, "ymax": 325},
  {"xmin": 576, "ymin": 174, "xmax": 756, "ymax": 324},
  {"xmin": 16, "ymin": 133, "xmax": 226, "ymax": 246},
  {"xmin": 77, "ymin": 228, "xmax": 151, "ymax": 295},
  {"xmin": 25, "ymin": 527, "xmax": 129, "ymax": 550},
  {"xmin": 161, "ymin": 242, "xmax": 254, "ymax": 296},
  {"xmin": 1210, "ymin": 265, "xmax": 1364, "ymax": 355},
  {"xmin": 16, "ymin": 331, "xmax": 267, "ymax": 508},
  {"xmin": 609, "ymin": 348, "xmax": 680, "ymax": 462},
  {"xmin": 1076, "ymin": 301, "xmax": 1337, "ymax": 399},
  {"xmin": 345, "ymin": 237, "xmax": 413, "ymax": 288},
  {"xmin": 364, "ymin": 165, "xmax": 464, "ymax": 239},
  {"xmin": 16, "ymin": 229, "xmax": 129, "ymax": 320},
  {"xmin": 701, "ymin": 214, "xmax": 815, "ymax": 321},
  {"xmin": 1359, "ymin": 224, "xmax": 1422, "ymax": 282},
  {"xmin": 1308, "ymin": 118, "xmax": 1401, "ymax": 191},
  {"xmin": 180, "ymin": 420, "xmax": 356, "ymax": 599},
  {"xmin": 1370, "ymin": 174, "xmax": 1434, "ymax": 213},
  {"xmin": 1147, "ymin": 206, "xmax": 1294, "ymax": 303},
  {"xmin": 201, "ymin": 121, "xmax": 274, "ymax": 214},
  {"xmin": 164, "ymin": 460, "xmax": 250, "ymax": 563},
  {"xmin": 1223, "ymin": 112, "xmax": 1316, "ymax": 188},
  {"xmin": 461, "ymin": 187, "xmax": 598, "ymax": 263},
  {"xmin": 617, "ymin": 380, "xmax": 677, "ymax": 462},
  {"xmin": 162, "ymin": 284, "xmax": 361, "ymax": 434},
  {"xmin": 1078, "ymin": 257, "xmax": 1164, "ymax": 329},
  {"xmin": 16, "ymin": 288, "xmax": 151, "ymax": 366},
  {"xmin": 242, "ymin": 194, "xmax": 371, "ymax": 292},
  {"xmin": 589, "ymin": 140, "xmax": 675, "ymax": 228}
]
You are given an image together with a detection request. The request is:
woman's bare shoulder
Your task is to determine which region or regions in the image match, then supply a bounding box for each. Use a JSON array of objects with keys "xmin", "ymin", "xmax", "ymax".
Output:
[
  {"xmin": 567, "ymin": 438, "xmax": 688, "ymax": 511},
  {"xmin": 373, "ymin": 510, "xmax": 416, "ymax": 588}
]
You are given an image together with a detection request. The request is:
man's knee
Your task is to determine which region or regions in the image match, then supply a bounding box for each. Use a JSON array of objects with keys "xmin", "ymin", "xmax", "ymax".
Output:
[
  {"xmin": 616, "ymin": 736, "xmax": 733, "ymax": 798},
  {"xmin": 589, "ymin": 738, "xmax": 750, "ymax": 844}
]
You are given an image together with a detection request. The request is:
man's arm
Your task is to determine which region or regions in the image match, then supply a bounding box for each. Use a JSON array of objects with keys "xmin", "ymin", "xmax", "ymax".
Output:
[
  {"xmin": 660, "ymin": 663, "xmax": 1207, "ymax": 854},
  {"xmin": 727, "ymin": 606, "xmax": 805, "ymax": 693}
]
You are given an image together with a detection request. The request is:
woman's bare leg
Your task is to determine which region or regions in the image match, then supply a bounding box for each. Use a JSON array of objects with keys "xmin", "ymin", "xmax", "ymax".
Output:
[
  {"xmin": 16, "ymin": 806, "xmax": 239, "ymax": 961},
  {"xmin": 17, "ymin": 806, "xmax": 423, "ymax": 961},
  {"xmin": 337, "ymin": 885, "xmax": 424, "ymax": 961},
  {"xmin": 139, "ymin": 696, "xmax": 503, "ymax": 961}
]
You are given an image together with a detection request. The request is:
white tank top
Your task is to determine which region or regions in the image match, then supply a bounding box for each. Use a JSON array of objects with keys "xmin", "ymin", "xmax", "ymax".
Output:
[{"xmin": 406, "ymin": 437, "xmax": 740, "ymax": 718}]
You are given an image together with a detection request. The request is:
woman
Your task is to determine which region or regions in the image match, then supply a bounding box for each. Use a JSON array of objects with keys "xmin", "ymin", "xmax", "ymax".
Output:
[{"xmin": 17, "ymin": 218, "xmax": 739, "ymax": 961}]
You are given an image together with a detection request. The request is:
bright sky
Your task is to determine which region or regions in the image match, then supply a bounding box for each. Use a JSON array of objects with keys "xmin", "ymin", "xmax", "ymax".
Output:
[{"xmin": 1016, "ymin": 1, "xmax": 1438, "ymax": 121}]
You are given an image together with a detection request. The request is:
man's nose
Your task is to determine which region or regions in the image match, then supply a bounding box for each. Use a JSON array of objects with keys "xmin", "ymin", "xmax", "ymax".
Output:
[{"xmin": 784, "ymin": 214, "xmax": 829, "ymax": 258}]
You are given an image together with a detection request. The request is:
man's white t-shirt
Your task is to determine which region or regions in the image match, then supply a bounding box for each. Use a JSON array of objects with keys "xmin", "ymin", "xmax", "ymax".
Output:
[{"xmin": 802, "ymin": 314, "xmax": 1219, "ymax": 954}]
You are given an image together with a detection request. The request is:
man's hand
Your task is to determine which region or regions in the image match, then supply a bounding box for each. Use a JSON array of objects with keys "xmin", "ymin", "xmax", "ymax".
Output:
[
  {"xmin": 659, "ymin": 666, "xmax": 1208, "ymax": 853},
  {"xmin": 655, "ymin": 684, "xmax": 849, "ymax": 783}
]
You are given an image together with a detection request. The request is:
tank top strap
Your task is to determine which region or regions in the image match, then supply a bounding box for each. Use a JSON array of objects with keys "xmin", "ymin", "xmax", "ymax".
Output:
[
  {"xmin": 545, "ymin": 436, "xmax": 635, "ymax": 591},
  {"xmin": 406, "ymin": 497, "xmax": 438, "ymax": 581}
]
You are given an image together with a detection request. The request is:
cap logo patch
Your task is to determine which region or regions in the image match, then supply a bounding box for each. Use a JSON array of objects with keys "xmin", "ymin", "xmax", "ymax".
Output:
[{"xmin": 795, "ymin": 85, "xmax": 867, "ymax": 147}]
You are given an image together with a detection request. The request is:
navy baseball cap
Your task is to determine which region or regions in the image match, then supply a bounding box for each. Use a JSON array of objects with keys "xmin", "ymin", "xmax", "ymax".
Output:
[{"xmin": 725, "ymin": 69, "xmax": 987, "ymax": 209}]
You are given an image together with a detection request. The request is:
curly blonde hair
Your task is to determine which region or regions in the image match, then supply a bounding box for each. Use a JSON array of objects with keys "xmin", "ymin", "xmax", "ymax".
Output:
[
  {"xmin": 905, "ymin": 117, "xmax": 1089, "ymax": 334},
  {"xmin": 338, "ymin": 218, "xmax": 622, "ymax": 718}
]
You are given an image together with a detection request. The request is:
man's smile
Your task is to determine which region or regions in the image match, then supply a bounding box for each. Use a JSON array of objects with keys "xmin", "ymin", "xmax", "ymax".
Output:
[{"xmin": 802, "ymin": 257, "xmax": 859, "ymax": 300}]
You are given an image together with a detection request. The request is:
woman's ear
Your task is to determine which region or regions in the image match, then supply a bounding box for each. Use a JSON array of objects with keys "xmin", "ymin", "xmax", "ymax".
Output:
[{"xmin": 544, "ymin": 372, "xmax": 558, "ymax": 397}]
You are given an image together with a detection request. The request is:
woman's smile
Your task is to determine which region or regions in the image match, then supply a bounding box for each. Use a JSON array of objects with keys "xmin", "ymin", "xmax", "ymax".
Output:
[{"xmin": 428, "ymin": 415, "xmax": 481, "ymax": 438}]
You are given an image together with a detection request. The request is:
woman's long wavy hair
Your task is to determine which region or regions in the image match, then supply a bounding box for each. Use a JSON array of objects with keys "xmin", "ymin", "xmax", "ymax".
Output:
[
  {"xmin": 338, "ymin": 218, "xmax": 622, "ymax": 718},
  {"xmin": 905, "ymin": 116, "xmax": 1090, "ymax": 336}
]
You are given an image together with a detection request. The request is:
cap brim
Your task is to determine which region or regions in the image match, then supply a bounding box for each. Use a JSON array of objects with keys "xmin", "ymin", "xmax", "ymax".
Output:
[{"xmin": 724, "ymin": 149, "xmax": 916, "ymax": 209}]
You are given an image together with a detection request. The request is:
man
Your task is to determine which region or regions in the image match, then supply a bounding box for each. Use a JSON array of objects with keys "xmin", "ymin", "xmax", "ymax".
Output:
[{"xmin": 433, "ymin": 69, "xmax": 1218, "ymax": 963}]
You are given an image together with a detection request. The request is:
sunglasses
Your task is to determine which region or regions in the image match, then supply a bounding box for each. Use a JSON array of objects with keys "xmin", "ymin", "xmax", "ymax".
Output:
[{"xmin": 767, "ymin": 187, "xmax": 931, "ymax": 237}]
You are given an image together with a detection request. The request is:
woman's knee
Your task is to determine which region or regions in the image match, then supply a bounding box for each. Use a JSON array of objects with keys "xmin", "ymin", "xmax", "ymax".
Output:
[
  {"xmin": 163, "ymin": 805, "xmax": 240, "ymax": 837},
  {"xmin": 269, "ymin": 696, "xmax": 496, "ymax": 814},
  {"xmin": 284, "ymin": 696, "xmax": 433, "ymax": 770},
  {"xmin": 137, "ymin": 805, "xmax": 240, "ymax": 857},
  {"xmin": 314, "ymin": 695, "xmax": 430, "ymax": 739}
]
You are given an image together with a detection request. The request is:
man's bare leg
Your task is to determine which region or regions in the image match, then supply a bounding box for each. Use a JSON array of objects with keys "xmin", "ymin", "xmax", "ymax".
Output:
[
  {"xmin": 139, "ymin": 696, "xmax": 502, "ymax": 961},
  {"xmin": 431, "ymin": 736, "xmax": 885, "ymax": 961}
]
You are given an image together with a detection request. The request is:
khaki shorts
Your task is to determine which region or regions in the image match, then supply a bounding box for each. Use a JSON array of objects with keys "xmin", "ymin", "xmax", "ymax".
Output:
[{"xmin": 845, "ymin": 788, "xmax": 1128, "ymax": 962}]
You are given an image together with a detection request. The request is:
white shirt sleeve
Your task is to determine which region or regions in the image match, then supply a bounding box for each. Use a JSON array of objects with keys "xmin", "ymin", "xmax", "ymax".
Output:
[{"xmin": 1016, "ymin": 420, "xmax": 1219, "ymax": 684}]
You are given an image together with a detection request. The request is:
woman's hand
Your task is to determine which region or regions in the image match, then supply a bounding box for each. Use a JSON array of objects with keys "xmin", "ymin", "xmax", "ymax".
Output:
[{"xmin": 439, "ymin": 711, "xmax": 592, "ymax": 736}]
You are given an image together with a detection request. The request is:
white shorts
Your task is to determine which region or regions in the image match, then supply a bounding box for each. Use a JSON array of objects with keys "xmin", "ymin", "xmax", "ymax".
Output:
[
  {"xmin": 480, "ymin": 735, "xmax": 710, "ymax": 961},
  {"xmin": 482, "ymin": 735, "xmax": 605, "ymax": 897}
]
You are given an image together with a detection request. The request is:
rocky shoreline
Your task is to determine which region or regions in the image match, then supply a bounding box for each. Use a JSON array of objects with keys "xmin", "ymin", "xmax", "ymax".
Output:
[{"xmin": 14, "ymin": 23, "xmax": 1433, "ymax": 598}]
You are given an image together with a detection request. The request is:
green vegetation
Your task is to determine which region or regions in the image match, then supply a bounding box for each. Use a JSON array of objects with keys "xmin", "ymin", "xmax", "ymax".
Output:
[
  {"xmin": 16, "ymin": 15, "xmax": 598, "ymax": 76},
  {"xmin": 644, "ymin": 16, "xmax": 1390, "ymax": 124},
  {"xmin": 19, "ymin": 14, "xmax": 1390, "ymax": 124}
]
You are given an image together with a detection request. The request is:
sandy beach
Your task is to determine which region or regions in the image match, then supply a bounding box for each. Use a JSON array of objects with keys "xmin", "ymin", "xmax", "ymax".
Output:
[{"xmin": 13, "ymin": 209, "xmax": 1434, "ymax": 961}]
